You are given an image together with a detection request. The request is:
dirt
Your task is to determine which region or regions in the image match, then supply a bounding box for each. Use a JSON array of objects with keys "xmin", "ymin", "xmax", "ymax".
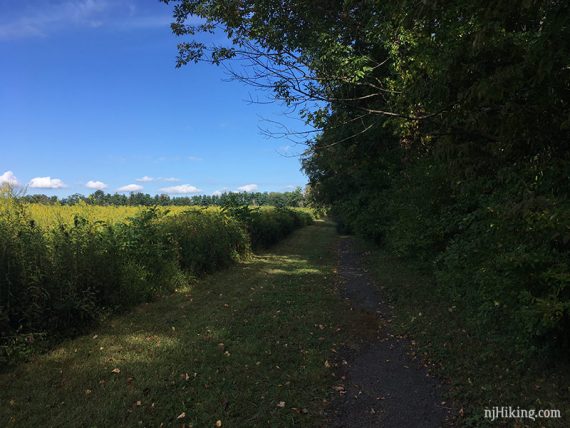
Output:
[{"xmin": 328, "ymin": 236, "xmax": 451, "ymax": 427}]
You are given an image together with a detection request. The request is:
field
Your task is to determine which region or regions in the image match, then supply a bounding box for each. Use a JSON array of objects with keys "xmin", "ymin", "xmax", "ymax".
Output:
[
  {"xmin": 25, "ymin": 203, "xmax": 317, "ymax": 228},
  {"xmin": 0, "ymin": 220, "xmax": 377, "ymax": 426},
  {"xmin": 26, "ymin": 204, "xmax": 194, "ymax": 227},
  {"xmin": 1, "ymin": 198, "xmax": 568, "ymax": 426},
  {"xmin": 0, "ymin": 197, "xmax": 316, "ymax": 366},
  {"xmin": 4, "ymin": 0, "xmax": 569, "ymax": 425}
]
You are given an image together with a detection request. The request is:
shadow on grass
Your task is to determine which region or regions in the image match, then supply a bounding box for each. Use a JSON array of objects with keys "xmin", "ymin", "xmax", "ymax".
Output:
[{"xmin": 1, "ymin": 221, "xmax": 358, "ymax": 428}]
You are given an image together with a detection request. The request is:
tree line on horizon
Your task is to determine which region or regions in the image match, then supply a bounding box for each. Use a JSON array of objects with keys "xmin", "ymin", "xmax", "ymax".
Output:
[{"xmin": 15, "ymin": 187, "xmax": 308, "ymax": 207}]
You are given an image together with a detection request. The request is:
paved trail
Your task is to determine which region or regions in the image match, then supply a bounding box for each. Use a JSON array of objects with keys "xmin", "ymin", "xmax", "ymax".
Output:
[{"xmin": 329, "ymin": 236, "xmax": 450, "ymax": 427}]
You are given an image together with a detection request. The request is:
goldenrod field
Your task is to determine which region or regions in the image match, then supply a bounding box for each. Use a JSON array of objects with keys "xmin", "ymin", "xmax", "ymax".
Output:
[
  {"xmin": 1, "ymin": 198, "xmax": 316, "ymax": 368},
  {"xmin": 26, "ymin": 203, "xmax": 316, "ymax": 228},
  {"xmin": 26, "ymin": 204, "xmax": 212, "ymax": 227}
]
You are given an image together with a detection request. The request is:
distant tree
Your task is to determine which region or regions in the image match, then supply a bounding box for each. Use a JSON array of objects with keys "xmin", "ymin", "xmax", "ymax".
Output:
[
  {"xmin": 62, "ymin": 193, "xmax": 86, "ymax": 205},
  {"xmin": 87, "ymin": 190, "xmax": 107, "ymax": 205}
]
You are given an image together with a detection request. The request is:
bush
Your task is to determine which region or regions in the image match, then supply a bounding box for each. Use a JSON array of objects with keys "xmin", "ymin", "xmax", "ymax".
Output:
[
  {"xmin": 163, "ymin": 210, "xmax": 249, "ymax": 275},
  {"xmin": 248, "ymin": 207, "xmax": 313, "ymax": 249},
  {"xmin": 326, "ymin": 154, "xmax": 570, "ymax": 358},
  {"xmin": 0, "ymin": 195, "xmax": 314, "ymax": 366}
]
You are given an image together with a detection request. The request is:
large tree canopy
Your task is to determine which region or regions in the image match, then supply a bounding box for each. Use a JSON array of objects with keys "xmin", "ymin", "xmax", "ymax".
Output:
[{"xmin": 164, "ymin": 0, "xmax": 570, "ymax": 354}]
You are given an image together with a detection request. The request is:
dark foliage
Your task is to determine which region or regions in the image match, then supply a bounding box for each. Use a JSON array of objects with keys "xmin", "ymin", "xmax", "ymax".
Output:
[{"xmin": 163, "ymin": 0, "xmax": 570, "ymax": 358}]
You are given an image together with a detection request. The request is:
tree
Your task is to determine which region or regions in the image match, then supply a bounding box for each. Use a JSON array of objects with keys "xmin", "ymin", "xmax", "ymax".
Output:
[
  {"xmin": 87, "ymin": 190, "xmax": 107, "ymax": 205},
  {"xmin": 161, "ymin": 0, "xmax": 413, "ymax": 140},
  {"xmin": 163, "ymin": 0, "xmax": 570, "ymax": 353}
]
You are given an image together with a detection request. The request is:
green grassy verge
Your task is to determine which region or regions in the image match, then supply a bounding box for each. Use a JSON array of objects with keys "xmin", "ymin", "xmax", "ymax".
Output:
[
  {"xmin": 356, "ymin": 239, "xmax": 569, "ymax": 427},
  {"xmin": 0, "ymin": 221, "xmax": 360, "ymax": 427}
]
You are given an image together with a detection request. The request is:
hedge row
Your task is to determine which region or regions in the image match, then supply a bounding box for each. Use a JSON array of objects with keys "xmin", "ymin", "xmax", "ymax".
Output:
[
  {"xmin": 0, "ymin": 198, "xmax": 313, "ymax": 365},
  {"xmin": 329, "ymin": 156, "xmax": 570, "ymax": 358}
]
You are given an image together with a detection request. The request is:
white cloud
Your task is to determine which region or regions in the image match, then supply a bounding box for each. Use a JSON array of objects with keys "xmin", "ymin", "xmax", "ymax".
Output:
[
  {"xmin": 0, "ymin": 170, "xmax": 19, "ymax": 187},
  {"xmin": 188, "ymin": 156, "xmax": 203, "ymax": 161},
  {"xmin": 29, "ymin": 176, "xmax": 66, "ymax": 189},
  {"xmin": 135, "ymin": 176, "xmax": 181, "ymax": 183},
  {"xmin": 0, "ymin": 0, "xmax": 109, "ymax": 41},
  {"xmin": 85, "ymin": 180, "xmax": 107, "ymax": 190},
  {"xmin": 0, "ymin": 1, "xmax": 174, "ymax": 41},
  {"xmin": 117, "ymin": 184, "xmax": 143, "ymax": 192},
  {"xmin": 237, "ymin": 184, "xmax": 258, "ymax": 192},
  {"xmin": 159, "ymin": 184, "xmax": 201, "ymax": 194},
  {"xmin": 0, "ymin": 22, "xmax": 45, "ymax": 40}
]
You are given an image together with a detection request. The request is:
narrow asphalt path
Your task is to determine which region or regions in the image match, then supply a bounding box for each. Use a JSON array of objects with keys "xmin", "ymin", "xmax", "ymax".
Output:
[{"xmin": 329, "ymin": 236, "xmax": 450, "ymax": 427}]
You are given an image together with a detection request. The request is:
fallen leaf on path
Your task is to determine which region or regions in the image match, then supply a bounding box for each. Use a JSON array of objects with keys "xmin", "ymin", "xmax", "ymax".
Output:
[
  {"xmin": 276, "ymin": 401, "xmax": 286, "ymax": 408},
  {"xmin": 177, "ymin": 412, "xmax": 186, "ymax": 419},
  {"xmin": 215, "ymin": 420, "xmax": 222, "ymax": 427},
  {"xmin": 111, "ymin": 368, "xmax": 121, "ymax": 374}
]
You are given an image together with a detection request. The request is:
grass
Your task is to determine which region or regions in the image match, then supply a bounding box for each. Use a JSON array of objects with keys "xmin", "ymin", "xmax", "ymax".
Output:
[
  {"xmin": 0, "ymin": 221, "xmax": 363, "ymax": 427},
  {"xmin": 356, "ymin": 239, "xmax": 570, "ymax": 427}
]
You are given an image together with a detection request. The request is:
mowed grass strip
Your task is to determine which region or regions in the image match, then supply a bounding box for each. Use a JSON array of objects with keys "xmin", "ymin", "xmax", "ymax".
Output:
[{"xmin": 0, "ymin": 221, "xmax": 356, "ymax": 427}]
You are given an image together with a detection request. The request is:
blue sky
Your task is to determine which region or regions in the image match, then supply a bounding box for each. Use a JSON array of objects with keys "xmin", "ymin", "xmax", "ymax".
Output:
[{"xmin": 0, "ymin": 0, "xmax": 309, "ymax": 196}]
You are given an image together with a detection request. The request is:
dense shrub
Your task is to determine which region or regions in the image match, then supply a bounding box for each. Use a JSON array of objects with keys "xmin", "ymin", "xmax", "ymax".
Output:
[
  {"xmin": 249, "ymin": 208, "xmax": 310, "ymax": 249},
  {"xmin": 162, "ymin": 210, "xmax": 249, "ymax": 275},
  {"xmin": 0, "ymin": 194, "xmax": 314, "ymax": 366},
  {"xmin": 312, "ymin": 151, "xmax": 570, "ymax": 357},
  {"xmin": 432, "ymin": 171, "xmax": 570, "ymax": 354},
  {"xmin": 220, "ymin": 202, "xmax": 314, "ymax": 250}
]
